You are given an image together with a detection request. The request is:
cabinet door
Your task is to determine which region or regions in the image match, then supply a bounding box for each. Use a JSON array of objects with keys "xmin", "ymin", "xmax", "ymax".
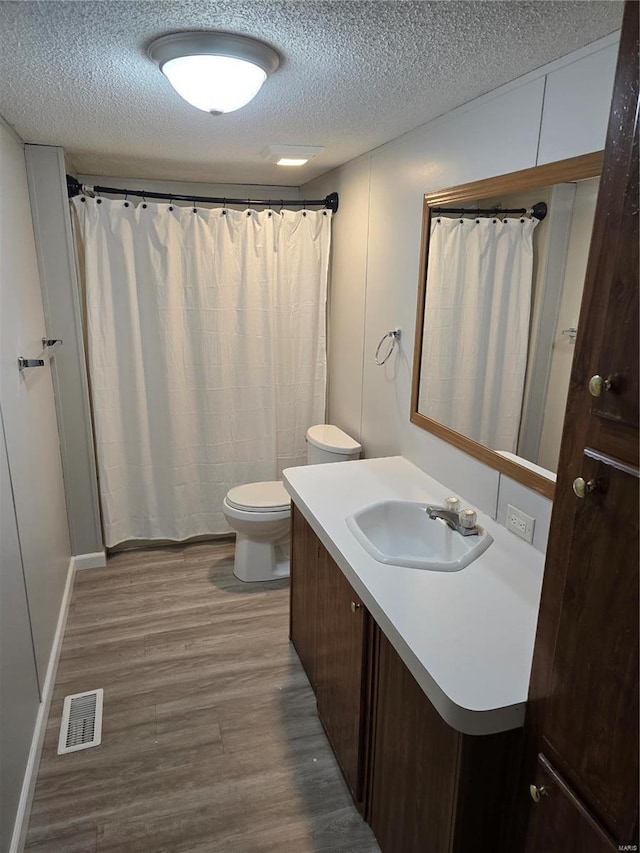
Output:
[
  {"xmin": 289, "ymin": 503, "xmax": 319, "ymax": 688},
  {"xmin": 541, "ymin": 452, "xmax": 639, "ymax": 842},
  {"xmin": 525, "ymin": 755, "xmax": 618, "ymax": 853},
  {"xmin": 316, "ymin": 545, "xmax": 368, "ymax": 801},
  {"xmin": 584, "ymin": 39, "xmax": 638, "ymax": 434},
  {"xmin": 369, "ymin": 630, "xmax": 459, "ymax": 853}
]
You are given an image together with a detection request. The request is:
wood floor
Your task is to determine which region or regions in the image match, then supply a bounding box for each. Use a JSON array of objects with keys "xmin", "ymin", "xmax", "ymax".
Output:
[{"xmin": 25, "ymin": 540, "xmax": 380, "ymax": 853}]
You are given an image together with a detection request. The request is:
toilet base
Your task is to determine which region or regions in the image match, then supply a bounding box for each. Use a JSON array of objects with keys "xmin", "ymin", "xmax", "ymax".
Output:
[{"xmin": 233, "ymin": 535, "xmax": 290, "ymax": 583}]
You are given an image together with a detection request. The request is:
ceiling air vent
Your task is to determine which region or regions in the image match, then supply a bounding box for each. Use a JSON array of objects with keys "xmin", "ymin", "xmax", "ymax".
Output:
[{"xmin": 57, "ymin": 689, "xmax": 104, "ymax": 754}]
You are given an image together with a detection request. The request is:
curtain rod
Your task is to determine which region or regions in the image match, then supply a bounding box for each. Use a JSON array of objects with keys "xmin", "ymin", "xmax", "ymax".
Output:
[
  {"xmin": 66, "ymin": 175, "xmax": 339, "ymax": 213},
  {"xmin": 431, "ymin": 201, "xmax": 547, "ymax": 220}
]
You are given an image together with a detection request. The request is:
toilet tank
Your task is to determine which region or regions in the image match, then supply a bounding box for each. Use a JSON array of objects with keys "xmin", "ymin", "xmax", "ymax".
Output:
[{"xmin": 306, "ymin": 424, "xmax": 362, "ymax": 465}]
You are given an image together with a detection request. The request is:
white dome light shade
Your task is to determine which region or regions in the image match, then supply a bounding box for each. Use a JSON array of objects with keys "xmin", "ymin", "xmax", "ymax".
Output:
[
  {"xmin": 148, "ymin": 31, "xmax": 280, "ymax": 115},
  {"xmin": 161, "ymin": 55, "xmax": 267, "ymax": 114}
]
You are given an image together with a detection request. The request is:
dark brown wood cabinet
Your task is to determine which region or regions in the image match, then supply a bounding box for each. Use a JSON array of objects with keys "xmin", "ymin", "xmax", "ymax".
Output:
[
  {"xmin": 521, "ymin": 3, "xmax": 639, "ymax": 850},
  {"xmin": 524, "ymin": 755, "xmax": 618, "ymax": 853},
  {"xmin": 369, "ymin": 629, "xmax": 520, "ymax": 853},
  {"xmin": 290, "ymin": 502, "xmax": 319, "ymax": 688},
  {"xmin": 290, "ymin": 504, "xmax": 370, "ymax": 805},
  {"xmin": 290, "ymin": 507, "xmax": 521, "ymax": 852},
  {"xmin": 541, "ymin": 453, "xmax": 639, "ymax": 842},
  {"xmin": 316, "ymin": 543, "xmax": 370, "ymax": 801}
]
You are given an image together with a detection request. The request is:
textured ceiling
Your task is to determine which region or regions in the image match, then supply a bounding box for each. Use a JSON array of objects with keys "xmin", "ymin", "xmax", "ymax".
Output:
[{"xmin": 0, "ymin": 1, "xmax": 623, "ymax": 185}]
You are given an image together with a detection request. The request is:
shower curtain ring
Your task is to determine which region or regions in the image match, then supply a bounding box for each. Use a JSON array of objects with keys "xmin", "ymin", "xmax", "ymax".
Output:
[
  {"xmin": 192, "ymin": 197, "xmax": 197, "ymax": 213},
  {"xmin": 168, "ymin": 195, "xmax": 173, "ymax": 211},
  {"xmin": 141, "ymin": 193, "xmax": 147, "ymax": 210},
  {"xmin": 123, "ymin": 191, "xmax": 129, "ymax": 208}
]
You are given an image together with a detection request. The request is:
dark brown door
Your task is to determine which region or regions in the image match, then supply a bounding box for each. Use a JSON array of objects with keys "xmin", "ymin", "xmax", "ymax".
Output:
[
  {"xmin": 525, "ymin": 755, "xmax": 618, "ymax": 853},
  {"xmin": 315, "ymin": 545, "xmax": 368, "ymax": 800},
  {"xmin": 523, "ymin": 3, "xmax": 639, "ymax": 849},
  {"xmin": 289, "ymin": 503, "xmax": 319, "ymax": 688}
]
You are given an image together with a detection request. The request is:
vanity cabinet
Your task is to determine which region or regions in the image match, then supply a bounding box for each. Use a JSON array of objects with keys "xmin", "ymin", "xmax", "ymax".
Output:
[
  {"xmin": 290, "ymin": 504, "xmax": 520, "ymax": 850},
  {"xmin": 290, "ymin": 502, "xmax": 371, "ymax": 806},
  {"xmin": 369, "ymin": 629, "xmax": 520, "ymax": 853},
  {"xmin": 290, "ymin": 502, "xmax": 319, "ymax": 688},
  {"xmin": 315, "ymin": 540, "xmax": 370, "ymax": 802}
]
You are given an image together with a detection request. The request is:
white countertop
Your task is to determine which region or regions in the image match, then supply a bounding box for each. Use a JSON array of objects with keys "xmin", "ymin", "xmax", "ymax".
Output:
[{"xmin": 283, "ymin": 456, "xmax": 545, "ymax": 736}]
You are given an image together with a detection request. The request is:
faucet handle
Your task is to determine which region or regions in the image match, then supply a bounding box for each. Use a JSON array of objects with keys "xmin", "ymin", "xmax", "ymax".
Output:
[
  {"xmin": 444, "ymin": 496, "xmax": 460, "ymax": 514},
  {"xmin": 459, "ymin": 508, "xmax": 477, "ymax": 529}
]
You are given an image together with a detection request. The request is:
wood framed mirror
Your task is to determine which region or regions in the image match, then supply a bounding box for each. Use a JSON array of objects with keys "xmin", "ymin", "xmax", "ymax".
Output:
[{"xmin": 410, "ymin": 152, "xmax": 604, "ymax": 499}]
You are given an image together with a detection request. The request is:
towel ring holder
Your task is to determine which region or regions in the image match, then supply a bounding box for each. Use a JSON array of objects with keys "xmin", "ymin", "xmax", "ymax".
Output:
[{"xmin": 375, "ymin": 329, "xmax": 401, "ymax": 365}]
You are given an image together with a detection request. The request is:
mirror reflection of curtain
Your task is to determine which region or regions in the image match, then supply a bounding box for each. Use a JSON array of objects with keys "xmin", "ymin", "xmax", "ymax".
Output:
[
  {"xmin": 419, "ymin": 216, "xmax": 538, "ymax": 452},
  {"xmin": 73, "ymin": 197, "xmax": 330, "ymax": 547}
]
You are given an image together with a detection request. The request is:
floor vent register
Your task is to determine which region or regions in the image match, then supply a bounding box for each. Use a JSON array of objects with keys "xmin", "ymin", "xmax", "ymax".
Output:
[{"xmin": 57, "ymin": 689, "xmax": 104, "ymax": 754}]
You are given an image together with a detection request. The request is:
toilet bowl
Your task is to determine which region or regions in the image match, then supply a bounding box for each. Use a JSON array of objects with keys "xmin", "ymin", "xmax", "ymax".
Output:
[{"xmin": 223, "ymin": 424, "xmax": 361, "ymax": 582}]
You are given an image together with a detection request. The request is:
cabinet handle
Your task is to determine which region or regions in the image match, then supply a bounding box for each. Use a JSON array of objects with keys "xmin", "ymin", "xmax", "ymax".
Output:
[
  {"xmin": 350, "ymin": 601, "xmax": 361, "ymax": 613},
  {"xmin": 588, "ymin": 374, "xmax": 613, "ymax": 397},
  {"xmin": 529, "ymin": 784, "xmax": 548, "ymax": 803},
  {"xmin": 572, "ymin": 477, "xmax": 598, "ymax": 499}
]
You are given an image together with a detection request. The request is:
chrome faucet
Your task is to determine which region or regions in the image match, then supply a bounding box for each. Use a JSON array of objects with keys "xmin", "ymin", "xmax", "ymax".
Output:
[{"xmin": 426, "ymin": 505, "xmax": 479, "ymax": 536}]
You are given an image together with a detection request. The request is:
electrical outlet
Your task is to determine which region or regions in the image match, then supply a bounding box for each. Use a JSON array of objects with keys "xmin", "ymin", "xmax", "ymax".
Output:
[{"xmin": 506, "ymin": 504, "xmax": 535, "ymax": 544}]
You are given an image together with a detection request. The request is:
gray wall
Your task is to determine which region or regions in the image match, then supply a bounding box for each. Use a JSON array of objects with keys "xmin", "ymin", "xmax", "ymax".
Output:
[
  {"xmin": 0, "ymin": 118, "xmax": 72, "ymax": 851},
  {"xmin": 0, "ymin": 408, "xmax": 40, "ymax": 853},
  {"xmin": 25, "ymin": 145, "xmax": 103, "ymax": 557}
]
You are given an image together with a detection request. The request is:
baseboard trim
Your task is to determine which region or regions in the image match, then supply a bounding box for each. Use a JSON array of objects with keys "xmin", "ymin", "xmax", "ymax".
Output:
[
  {"xmin": 9, "ymin": 556, "xmax": 76, "ymax": 853},
  {"xmin": 73, "ymin": 550, "xmax": 106, "ymax": 570}
]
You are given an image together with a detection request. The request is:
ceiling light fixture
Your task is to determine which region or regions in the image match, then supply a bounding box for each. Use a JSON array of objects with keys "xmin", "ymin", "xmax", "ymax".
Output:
[
  {"xmin": 148, "ymin": 31, "xmax": 280, "ymax": 115},
  {"xmin": 261, "ymin": 145, "xmax": 325, "ymax": 166}
]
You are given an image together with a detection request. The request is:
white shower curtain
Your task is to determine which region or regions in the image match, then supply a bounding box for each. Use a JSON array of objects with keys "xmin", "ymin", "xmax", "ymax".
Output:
[
  {"xmin": 418, "ymin": 216, "xmax": 538, "ymax": 452},
  {"xmin": 73, "ymin": 197, "xmax": 330, "ymax": 547}
]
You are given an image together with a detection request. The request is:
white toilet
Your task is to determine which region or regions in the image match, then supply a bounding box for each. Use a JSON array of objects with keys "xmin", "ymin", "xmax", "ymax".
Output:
[{"xmin": 223, "ymin": 424, "xmax": 361, "ymax": 582}]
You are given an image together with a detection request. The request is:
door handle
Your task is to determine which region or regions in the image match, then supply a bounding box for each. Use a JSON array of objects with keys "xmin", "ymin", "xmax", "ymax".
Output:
[{"xmin": 17, "ymin": 357, "xmax": 45, "ymax": 369}]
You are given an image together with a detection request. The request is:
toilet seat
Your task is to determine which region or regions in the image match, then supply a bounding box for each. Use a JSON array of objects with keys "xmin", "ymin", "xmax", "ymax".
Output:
[{"xmin": 226, "ymin": 480, "xmax": 291, "ymax": 513}]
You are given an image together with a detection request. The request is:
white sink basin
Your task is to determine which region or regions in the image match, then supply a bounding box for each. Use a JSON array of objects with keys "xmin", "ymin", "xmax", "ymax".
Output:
[{"xmin": 346, "ymin": 500, "xmax": 493, "ymax": 572}]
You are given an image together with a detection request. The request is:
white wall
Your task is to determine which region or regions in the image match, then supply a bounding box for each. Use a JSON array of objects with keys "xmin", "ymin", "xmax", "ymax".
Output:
[{"xmin": 303, "ymin": 33, "xmax": 618, "ymax": 552}]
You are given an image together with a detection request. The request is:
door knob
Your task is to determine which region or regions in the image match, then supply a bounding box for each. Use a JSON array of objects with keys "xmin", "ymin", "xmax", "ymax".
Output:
[
  {"xmin": 588, "ymin": 374, "xmax": 613, "ymax": 397},
  {"xmin": 350, "ymin": 601, "xmax": 361, "ymax": 613},
  {"xmin": 572, "ymin": 477, "xmax": 597, "ymax": 499},
  {"xmin": 529, "ymin": 784, "xmax": 548, "ymax": 803}
]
